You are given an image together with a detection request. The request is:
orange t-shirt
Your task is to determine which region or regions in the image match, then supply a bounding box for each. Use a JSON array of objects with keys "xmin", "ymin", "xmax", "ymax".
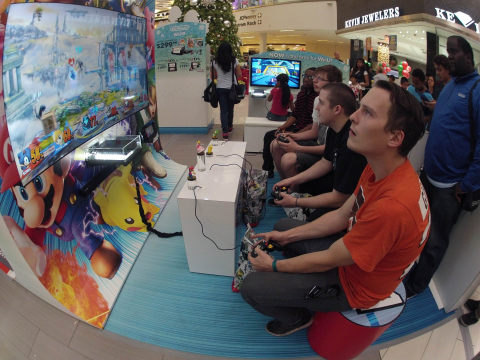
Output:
[{"xmin": 339, "ymin": 160, "xmax": 430, "ymax": 309}]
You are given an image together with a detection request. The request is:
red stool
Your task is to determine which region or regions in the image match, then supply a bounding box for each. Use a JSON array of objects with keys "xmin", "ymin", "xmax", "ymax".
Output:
[{"xmin": 307, "ymin": 282, "xmax": 406, "ymax": 360}]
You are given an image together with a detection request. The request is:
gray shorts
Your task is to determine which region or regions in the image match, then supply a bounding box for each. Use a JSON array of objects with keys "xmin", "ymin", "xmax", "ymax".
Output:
[{"xmin": 295, "ymin": 140, "xmax": 322, "ymax": 173}]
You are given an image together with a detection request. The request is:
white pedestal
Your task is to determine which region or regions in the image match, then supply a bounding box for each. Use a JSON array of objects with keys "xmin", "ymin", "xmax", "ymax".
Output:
[
  {"xmin": 244, "ymin": 116, "xmax": 280, "ymax": 153},
  {"xmin": 177, "ymin": 141, "xmax": 247, "ymax": 276}
]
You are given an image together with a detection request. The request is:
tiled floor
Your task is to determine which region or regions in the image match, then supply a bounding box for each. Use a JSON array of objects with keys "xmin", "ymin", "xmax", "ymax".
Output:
[{"xmin": 0, "ymin": 97, "xmax": 476, "ymax": 360}]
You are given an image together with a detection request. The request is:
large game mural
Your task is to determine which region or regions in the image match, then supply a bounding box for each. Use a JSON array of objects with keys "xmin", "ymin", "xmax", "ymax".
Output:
[{"xmin": 0, "ymin": 0, "xmax": 179, "ymax": 329}]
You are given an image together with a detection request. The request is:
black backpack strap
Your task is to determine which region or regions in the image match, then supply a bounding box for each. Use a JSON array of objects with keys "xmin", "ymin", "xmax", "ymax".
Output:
[
  {"xmin": 468, "ymin": 79, "xmax": 480, "ymax": 162},
  {"xmin": 231, "ymin": 58, "xmax": 237, "ymax": 85}
]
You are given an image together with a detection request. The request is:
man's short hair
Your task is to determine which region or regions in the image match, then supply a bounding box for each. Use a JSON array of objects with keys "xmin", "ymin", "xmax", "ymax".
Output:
[
  {"xmin": 449, "ymin": 35, "xmax": 474, "ymax": 65},
  {"xmin": 388, "ymin": 75, "xmax": 395, "ymax": 81},
  {"xmin": 321, "ymin": 83, "xmax": 357, "ymax": 116},
  {"xmin": 316, "ymin": 65, "xmax": 342, "ymax": 83},
  {"xmin": 306, "ymin": 67, "xmax": 316, "ymax": 73},
  {"xmin": 374, "ymin": 80, "xmax": 425, "ymax": 157},
  {"xmin": 433, "ymin": 54, "xmax": 450, "ymax": 71},
  {"xmin": 400, "ymin": 77, "xmax": 409, "ymax": 84},
  {"xmin": 411, "ymin": 68, "xmax": 425, "ymax": 82}
]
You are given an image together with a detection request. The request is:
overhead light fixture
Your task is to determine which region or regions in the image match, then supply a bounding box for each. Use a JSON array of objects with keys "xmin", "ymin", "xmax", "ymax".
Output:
[
  {"xmin": 400, "ymin": 31, "xmax": 402, "ymax": 34},
  {"xmin": 317, "ymin": 39, "xmax": 328, "ymax": 42},
  {"xmin": 280, "ymin": 30, "xmax": 294, "ymax": 32},
  {"xmin": 421, "ymin": 37, "xmax": 425, "ymax": 40},
  {"xmin": 406, "ymin": 31, "xmax": 409, "ymax": 33}
]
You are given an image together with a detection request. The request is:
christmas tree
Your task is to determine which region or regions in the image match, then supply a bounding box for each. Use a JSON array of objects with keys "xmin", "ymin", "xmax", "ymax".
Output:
[{"xmin": 172, "ymin": 0, "xmax": 241, "ymax": 58}]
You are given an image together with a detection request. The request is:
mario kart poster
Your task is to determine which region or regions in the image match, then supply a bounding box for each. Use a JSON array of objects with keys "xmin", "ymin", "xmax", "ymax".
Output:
[{"xmin": 0, "ymin": 0, "xmax": 184, "ymax": 329}]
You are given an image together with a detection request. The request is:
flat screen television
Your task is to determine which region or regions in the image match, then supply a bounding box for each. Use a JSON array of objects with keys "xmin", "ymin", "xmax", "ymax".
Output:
[
  {"xmin": 250, "ymin": 58, "xmax": 301, "ymax": 89},
  {"xmin": 3, "ymin": 3, "xmax": 148, "ymax": 186}
]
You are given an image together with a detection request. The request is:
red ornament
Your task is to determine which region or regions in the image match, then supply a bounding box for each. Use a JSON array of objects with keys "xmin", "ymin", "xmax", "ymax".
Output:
[
  {"xmin": 382, "ymin": 62, "xmax": 387, "ymax": 68},
  {"xmin": 402, "ymin": 61, "xmax": 408, "ymax": 68},
  {"xmin": 386, "ymin": 67, "xmax": 391, "ymax": 72}
]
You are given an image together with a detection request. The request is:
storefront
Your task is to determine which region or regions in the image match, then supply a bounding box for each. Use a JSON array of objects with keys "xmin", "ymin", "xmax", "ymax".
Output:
[{"xmin": 336, "ymin": 0, "xmax": 480, "ymax": 78}]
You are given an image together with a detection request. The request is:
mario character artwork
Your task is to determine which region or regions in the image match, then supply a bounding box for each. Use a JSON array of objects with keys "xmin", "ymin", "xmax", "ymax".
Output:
[
  {"xmin": 8, "ymin": 155, "xmax": 122, "ymax": 279},
  {"xmin": 94, "ymin": 163, "xmax": 160, "ymax": 232}
]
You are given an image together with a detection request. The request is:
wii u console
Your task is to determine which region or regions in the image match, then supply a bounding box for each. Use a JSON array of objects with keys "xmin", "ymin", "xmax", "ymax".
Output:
[{"xmin": 171, "ymin": 46, "xmax": 194, "ymax": 55}]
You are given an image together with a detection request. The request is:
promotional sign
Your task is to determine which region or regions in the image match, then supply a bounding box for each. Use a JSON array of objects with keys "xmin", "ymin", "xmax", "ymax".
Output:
[
  {"xmin": 366, "ymin": 37, "xmax": 372, "ymax": 50},
  {"xmin": 0, "ymin": 0, "xmax": 180, "ymax": 330},
  {"xmin": 433, "ymin": 8, "xmax": 480, "ymax": 34},
  {"xmin": 389, "ymin": 35, "xmax": 397, "ymax": 51},
  {"xmin": 255, "ymin": 51, "xmax": 350, "ymax": 86},
  {"xmin": 155, "ymin": 23, "xmax": 207, "ymax": 73}
]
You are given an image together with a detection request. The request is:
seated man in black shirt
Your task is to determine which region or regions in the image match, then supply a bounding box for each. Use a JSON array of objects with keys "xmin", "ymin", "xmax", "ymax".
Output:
[{"xmin": 271, "ymin": 83, "xmax": 367, "ymax": 221}]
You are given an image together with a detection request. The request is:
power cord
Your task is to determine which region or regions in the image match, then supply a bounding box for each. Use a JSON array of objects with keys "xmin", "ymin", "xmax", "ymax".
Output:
[
  {"xmin": 133, "ymin": 175, "xmax": 183, "ymax": 238},
  {"xmin": 192, "ymin": 186, "xmax": 241, "ymax": 251},
  {"xmin": 216, "ymin": 154, "xmax": 253, "ymax": 172}
]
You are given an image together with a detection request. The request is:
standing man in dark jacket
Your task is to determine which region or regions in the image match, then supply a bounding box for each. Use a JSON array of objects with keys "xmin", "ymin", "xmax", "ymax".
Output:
[{"xmin": 405, "ymin": 36, "xmax": 480, "ymax": 298}]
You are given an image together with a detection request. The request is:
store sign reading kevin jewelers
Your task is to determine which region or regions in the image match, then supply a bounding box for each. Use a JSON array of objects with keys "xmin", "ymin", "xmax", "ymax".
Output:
[{"xmin": 345, "ymin": 7, "xmax": 400, "ymax": 28}]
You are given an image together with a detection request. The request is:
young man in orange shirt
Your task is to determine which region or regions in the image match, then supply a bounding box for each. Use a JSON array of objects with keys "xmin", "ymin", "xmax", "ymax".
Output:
[{"xmin": 241, "ymin": 81, "xmax": 431, "ymax": 337}]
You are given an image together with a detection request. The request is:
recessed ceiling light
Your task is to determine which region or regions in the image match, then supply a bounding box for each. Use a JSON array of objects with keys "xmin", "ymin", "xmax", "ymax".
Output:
[
  {"xmin": 406, "ymin": 31, "xmax": 409, "ymax": 33},
  {"xmin": 421, "ymin": 37, "xmax": 425, "ymax": 39},
  {"xmin": 415, "ymin": 31, "xmax": 418, "ymax": 33},
  {"xmin": 409, "ymin": 37, "xmax": 412, "ymax": 39}
]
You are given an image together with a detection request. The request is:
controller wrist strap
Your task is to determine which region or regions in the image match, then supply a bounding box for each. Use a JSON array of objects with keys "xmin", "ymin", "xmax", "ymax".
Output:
[{"xmin": 134, "ymin": 175, "xmax": 183, "ymax": 238}]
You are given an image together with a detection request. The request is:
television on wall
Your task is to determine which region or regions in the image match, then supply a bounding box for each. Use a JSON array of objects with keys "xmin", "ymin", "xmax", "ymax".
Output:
[
  {"xmin": 250, "ymin": 58, "xmax": 301, "ymax": 89},
  {"xmin": 3, "ymin": 3, "xmax": 148, "ymax": 186}
]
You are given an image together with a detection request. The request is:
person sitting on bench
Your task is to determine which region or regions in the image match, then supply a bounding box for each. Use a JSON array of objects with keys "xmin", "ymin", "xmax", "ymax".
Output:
[
  {"xmin": 269, "ymin": 83, "xmax": 367, "ymax": 223},
  {"xmin": 241, "ymin": 81, "xmax": 430, "ymax": 337}
]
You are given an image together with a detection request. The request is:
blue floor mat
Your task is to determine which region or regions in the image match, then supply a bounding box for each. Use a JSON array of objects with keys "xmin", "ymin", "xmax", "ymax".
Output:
[{"xmin": 105, "ymin": 172, "xmax": 453, "ymax": 358}]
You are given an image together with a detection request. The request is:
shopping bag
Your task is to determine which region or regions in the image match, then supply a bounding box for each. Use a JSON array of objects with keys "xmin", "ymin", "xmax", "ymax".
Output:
[
  {"xmin": 243, "ymin": 169, "xmax": 268, "ymax": 227},
  {"xmin": 283, "ymin": 192, "xmax": 315, "ymax": 221},
  {"xmin": 232, "ymin": 224, "xmax": 256, "ymax": 292}
]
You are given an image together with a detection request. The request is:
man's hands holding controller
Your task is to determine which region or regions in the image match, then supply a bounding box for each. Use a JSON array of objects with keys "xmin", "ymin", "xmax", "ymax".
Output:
[
  {"xmin": 276, "ymin": 133, "xmax": 300, "ymax": 152},
  {"xmin": 248, "ymin": 232, "xmax": 288, "ymax": 272}
]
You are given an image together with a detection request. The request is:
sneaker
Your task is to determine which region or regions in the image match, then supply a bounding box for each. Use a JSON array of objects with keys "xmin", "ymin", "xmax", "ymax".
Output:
[
  {"xmin": 268, "ymin": 170, "xmax": 274, "ymax": 178},
  {"xmin": 228, "ymin": 126, "xmax": 234, "ymax": 133},
  {"xmin": 265, "ymin": 312, "xmax": 313, "ymax": 337},
  {"xmin": 267, "ymin": 198, "xmax": 281, "ymax": 207},
  {"xmin": 223, "ymin": 133, "xmax": 228, "ymax": 140},
  {"xmin": 465, "ymin": 299, "xmax": 480, "ymax": 312},
  {"xmin": 460, "ymin": 312, "xmax": 479, "ymax": 327}
]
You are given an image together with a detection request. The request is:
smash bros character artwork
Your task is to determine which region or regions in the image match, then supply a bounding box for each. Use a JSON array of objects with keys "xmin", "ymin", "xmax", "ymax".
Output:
[
  {"xmin": 9, "ymin": 156, "xmax": 122, "ymax": 279},
  {"xmin": 94, "ymin": 163, "xmax": 160, "ymax": 232}
]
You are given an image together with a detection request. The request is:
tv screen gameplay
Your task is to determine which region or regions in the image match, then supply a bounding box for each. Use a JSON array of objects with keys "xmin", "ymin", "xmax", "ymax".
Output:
[
  {"xmin": 250, "ymin": 58, "xmax": 301, "ymax": 88},
  {"xmin": 3, "ymin": 3, "xmax": 148, "ymax": 186}
]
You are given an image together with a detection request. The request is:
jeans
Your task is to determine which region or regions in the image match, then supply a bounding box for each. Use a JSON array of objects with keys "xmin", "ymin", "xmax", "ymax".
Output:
[
  {"xmin": 404, "ymin": 170, "xmax": 463, "ymax": 295},
  {"xmin": 240, "ymin": 218, "xmax": 351, "ymax": 324},
  {"xmin": 262, "ymin": 129, "xmax": 277, "ymax": 171},
  {"xmin": 216, "ymin": 88, "xmax": 234, "ymax": 134}
]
